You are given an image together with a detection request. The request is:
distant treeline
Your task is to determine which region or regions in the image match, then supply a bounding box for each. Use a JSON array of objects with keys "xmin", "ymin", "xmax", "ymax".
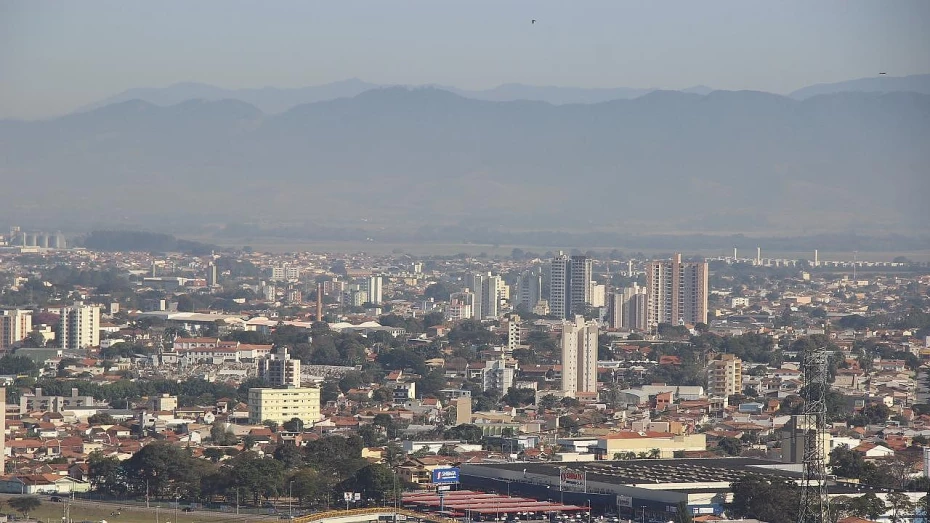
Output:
[
  {"xmin": 218, "ymin": 222, "xmax": 930, "ymax": 253},
  {"xmin": 82, "ymin": 230, "xmax": 217, "ymax": 254}
]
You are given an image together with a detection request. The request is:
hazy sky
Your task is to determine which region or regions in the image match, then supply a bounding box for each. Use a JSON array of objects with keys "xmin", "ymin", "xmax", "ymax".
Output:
[{"xmin": 1, "ymin": 0, "xmax": 928, "ymax": 119}]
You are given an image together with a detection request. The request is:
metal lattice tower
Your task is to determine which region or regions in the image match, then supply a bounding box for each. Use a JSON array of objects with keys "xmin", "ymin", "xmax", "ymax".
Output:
[{"xmin": 797, "ymin": 346, "xmax": 831, "ymax": 523}]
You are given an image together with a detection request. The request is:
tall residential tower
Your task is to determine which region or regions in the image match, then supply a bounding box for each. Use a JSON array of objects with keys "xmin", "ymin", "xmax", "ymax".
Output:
[
  {"xmin": 560, "ymin": 316, "xmax": 599, "ymax": 396},
  {"xmin": 645, "ymin": 253, "xmax": 708, "ymax": 328}
]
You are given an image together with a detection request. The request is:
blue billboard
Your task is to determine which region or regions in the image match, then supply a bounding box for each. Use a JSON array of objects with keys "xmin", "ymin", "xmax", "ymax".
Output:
[{"xmin": 432, "ymin": 468, "xmax": 461, "ymax": 484}]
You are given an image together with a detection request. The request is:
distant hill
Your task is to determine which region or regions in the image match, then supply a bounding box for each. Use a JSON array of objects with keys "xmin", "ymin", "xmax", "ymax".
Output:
[
  {"xmin": 75, "ymin": 79, "xmax": 381, "ymax": 115},
  {"xmin": 75, "ymin": 80, "xmax": 665, "ymax": 115},
  {"xmin": 64, "ymin": 74, "xmax": 930, "ymax": 118},
  {"xmin": 1, "ymin": 88, "xmax": 927, "ymax": 235},
  {"xmin": 790, "ymin": 74, "xmax": 930, "ymax": 99}
]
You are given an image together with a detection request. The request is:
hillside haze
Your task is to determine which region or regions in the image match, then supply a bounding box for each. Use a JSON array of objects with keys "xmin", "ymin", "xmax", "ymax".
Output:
[
  {"xmin": 66, "ymin": 74, "xmax": 930, "ymax": 117},
  {"xmin": 1, "ymin": 88, "xmax": 927, "ymax": 236}
]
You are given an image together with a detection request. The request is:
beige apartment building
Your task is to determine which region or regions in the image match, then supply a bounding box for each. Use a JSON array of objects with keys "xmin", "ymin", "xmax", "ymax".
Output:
[
  {"xmin": 248, "ymin": 386, "xmax": 321, "ymax": 425},
  {"xmin": 707, "ymin": 354, "xmax": 743, "ymax": 397},
  {"xmin": 0, "ymin": 309, "xmax": 32, "ymax": 350},
  {"xmin": 645, "ymin": 253, "xmax": 708, "ymax": 327}
]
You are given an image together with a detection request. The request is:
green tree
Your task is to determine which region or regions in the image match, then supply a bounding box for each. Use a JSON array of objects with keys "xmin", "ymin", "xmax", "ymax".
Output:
[
  {"xmin": 886, "ymin": 492, "xmax": 913, "ymax": 523},
  {"xmin": 384, "ymin": 442, "xmax": 404, "ymax": 467},
  {"xmin": 210, "ymin": 422, "xmax": 238, "ymax": 445},
  {"xmin": 538, "ymin": 395, "xmax": 558, "ymax": 410},
  {"xmin": 829, "ymin": 445, "xmax": 868, "ymax": 479},
  {"xmin": 282, "ymin": 417, "xmax": 304, "ymax": 432},
  {"xmin": 87, "ymin": 452, "xmax": 126, "ymax": 496},
  {"xmin": 444, "ymin": 424, "xmax": 485, "ymax": 444},
  {"xmin": 203, "ymin": 448, "xmax": 225, "ymax": 463},
  {"xmin": 850, "ymin": 403, "xmax": 891, "ymax": 426},
  {"xmin": 675, "ymin": 501, "xmax": 693, "ymax": 523},
  {"xmin": 729, "ymin": 476, "xmax": 799, "ymax": 523},
  {"xmin": 87, "ymin": 412, "xmax": 116, "ymax": 425},
  {"xmin": 24, "ymin": 330, "xmax": 45, "ymax": 347},
  {"xmin": 290, "ymin": 467, "xmax": 334, "ymax": 506},
  {"xmin": 8, "ymin": 497, "xmax": 40, "ymax": 517},
  {"xmin": 502, "ymin": 387, "xmax": 536, "ymax": 407},
  {"xmin": 272, "ymin": 443, "xmax": 304, "ymax": 470},
  {"xmin": 226, "ymin": 451, "xmax": 285, "ymax": 504},
  {"xmin": 123, "ymin": 441, "xmax": 206, "ymax": 497},
  {"xmin": 340, "ymin": 464, "xmax": 395, "ymax": 501},
  {"xmin": 847, "ymin": 493, "xmax": 885, "ymax": 520},
  {"xmin": 717, "ymin": 437, "xmax": 742, "ymax": 456},
  {"xmin": 304, "ymin": 435, "xmax": 367, "ymax": 480}
]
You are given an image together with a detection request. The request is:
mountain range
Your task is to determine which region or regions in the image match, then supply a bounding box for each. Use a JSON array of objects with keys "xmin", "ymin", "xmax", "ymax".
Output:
[
  {"xmin": 72, "ymin": 74, "xmax": 930, "ymax": 116},
  {"xmin": 1, "ymin": 87, "xmax": 928, "ymax": 238}
]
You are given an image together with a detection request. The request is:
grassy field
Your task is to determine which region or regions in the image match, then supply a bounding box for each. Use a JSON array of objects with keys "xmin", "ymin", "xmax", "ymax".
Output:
[{"xmin": 0, "ymin": 496, "xmax": 274, "ymax": 523}]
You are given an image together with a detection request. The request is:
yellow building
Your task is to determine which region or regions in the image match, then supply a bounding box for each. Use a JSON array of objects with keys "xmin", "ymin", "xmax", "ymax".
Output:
[
  {"xmin": 248, "ymin": 386, "xmax": 321, "ymax": 425},
  {"xmin": 707, "ymin": 354, "xmax": 743, "ymax": 397}
]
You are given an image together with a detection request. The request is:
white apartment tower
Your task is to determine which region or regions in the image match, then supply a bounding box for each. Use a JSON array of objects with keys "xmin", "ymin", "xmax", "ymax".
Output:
[
  {"xmin": 645, "ymin": 253, "xmax": 708, "ymax": 328},
  {"xmin": 363, "ymin": 276, "xmax": 383, "ymax": 305},
  {"xmin": 481, "ymin": 358, "xmax": 516, "ymax": 392},
  {"xmin": 560, "ymin": 315, "xmax": 599, "ymax": 396},
  {"xmin": 468, "ymin": 272, "xmax": 501, "ymax": 320},
  {"xmin": 504, "ymin": 314, "xmax": 522, "ymax": 354},
  {"xmin": 258, "ymin": 348, "xmax": 302, "ymax": 387},
  {"xmin": 0, "ymin": 309, "xmax": 32, "ymax": 350},
  {"xmin": 549, "ymin": 254, "xmax": 592, "ymax": 320},
  {"xmin": 447, "ymin": 291, "xmax": 475, "ymax": 321},
  {"xmin": 270, "ymin": 264, "xmax": 300, "ymax": 282},
  {"xmin": 59, "ymin": 302, "xmax": 100, "ymax": 350}
]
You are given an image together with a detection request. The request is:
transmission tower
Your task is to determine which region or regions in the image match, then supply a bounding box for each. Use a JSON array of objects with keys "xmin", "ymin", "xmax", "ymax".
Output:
[{"xmin": 797, "ymin": 346, "xmax": 831, "ymax": 523}]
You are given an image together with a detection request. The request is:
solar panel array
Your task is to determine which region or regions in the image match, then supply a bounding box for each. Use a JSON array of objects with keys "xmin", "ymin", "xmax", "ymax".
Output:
[{"xmin": 566, "ymin": 461, "xmax": 783, "ymax": 485}]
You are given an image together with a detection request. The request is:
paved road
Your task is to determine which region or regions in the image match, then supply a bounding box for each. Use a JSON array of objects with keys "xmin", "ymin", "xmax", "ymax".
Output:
[{"xmin": 0, "ymin": 494, "xmax": 280, "ymax": 522}]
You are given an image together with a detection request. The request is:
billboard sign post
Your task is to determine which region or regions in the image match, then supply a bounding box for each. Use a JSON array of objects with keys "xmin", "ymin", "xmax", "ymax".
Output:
[
  {"xmin": 432, "ymin": 468, "xmax": 461, "ymax": 485},
  {"xmin": 560, "ymin": 469, "xmax": 587, "ymax": 493}
]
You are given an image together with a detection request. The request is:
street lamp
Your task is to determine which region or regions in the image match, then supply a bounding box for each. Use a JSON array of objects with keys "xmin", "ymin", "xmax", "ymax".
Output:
[{"xmin": 289, "ymin": 481, "xmax": 294, "ymax": 518}]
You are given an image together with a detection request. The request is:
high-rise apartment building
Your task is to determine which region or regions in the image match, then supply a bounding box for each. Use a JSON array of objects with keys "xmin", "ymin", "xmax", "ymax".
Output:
[
  {"xmin": 1, "ymin": 309, "xmax": 32, "ymax": 350},
  {"xmin": 258, "ymin": 348, "xmax": 302, "ymax": 387},
  {"xmin": 468, "ymin": 272, "xmax": 501, "ymax": 320},
  {"xmin": 707, "ymin": 354, "xmax": 743, "ymax": 397},
  {"xmin": 645, "ymin": 253, "xmax": 708, "ymax": 328},
  {"xmin": 515, "ymin": 270, "xmax": 542, "ymax": 311},
  {"xmin": 560, "ymin": 316, "xmax": 599, "ymax": 396},
  {"xmin": 607, "ymin": 285, "xmax": 648, "ymax": 330},
  {"xmin": 363, "ymin": 276, "xmax": 383, "ymax": 305},
  {"xmin": 447, "ymin": 291, "xmax": 475, "ymax": 321},
  {"xmin": 503, "ymin": 314, "xmax": 522, "ymax": 354},
  {"xmin": 206, "ymin": 263, "xmax": 218, "ymax": 287},
  {"xmin": 548, "ymin": 254, "xmax": 592, "ymax": 320},
  {"xmin": 59, "ymin": 302, "xmax": 100, "ymax": 350},
  {"xmin": 248, "ymin": 386, "xmax": 321, "ymax": 425},
  {"xmin": 570, "ymin": 255, "xmax": 593, "ymax": 314},
  {"xmin": 481, "ymin": 358, "xmax": 516, "ymax": 392},
  {"xmin": 269, "ymin": 264, "xmax": 300, "ymax": 282},
  {"xmin": 549, "ymin": 255, "xmax": 570, "ymax": 319}
]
